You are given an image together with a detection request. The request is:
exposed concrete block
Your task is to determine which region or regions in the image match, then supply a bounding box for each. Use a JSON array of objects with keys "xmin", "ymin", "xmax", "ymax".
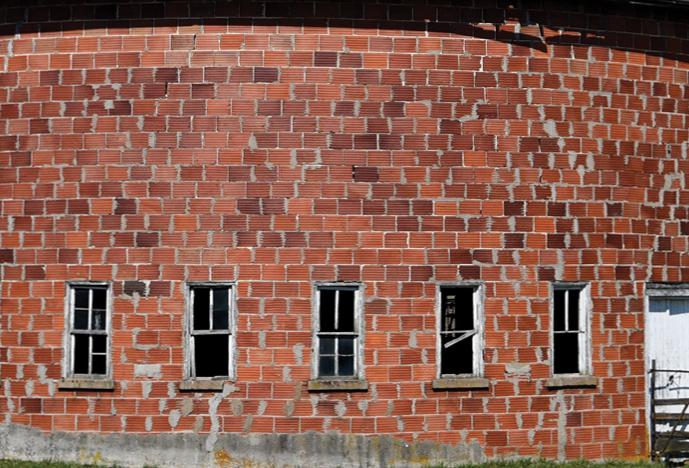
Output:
[
  {"xmin": 134, "ymin": 365, "xmax": 162, "ymax": 379},
  {"xmin": 431, "ymin": 377, "xmax": 490, "ymax": 390},
  {"xmin": 505, "ymin": 362, "xmax": 531, "ymax": 377}
]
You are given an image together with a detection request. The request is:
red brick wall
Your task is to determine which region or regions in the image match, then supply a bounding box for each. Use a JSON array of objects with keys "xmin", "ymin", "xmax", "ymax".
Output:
[{"xmin": 1, "ymin": 0, "xmax": 688, "ymax": 461}]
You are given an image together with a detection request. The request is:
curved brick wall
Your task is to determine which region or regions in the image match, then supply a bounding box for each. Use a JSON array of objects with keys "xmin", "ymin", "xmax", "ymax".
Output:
[{"xmin": 1, "ymin": 0, "xmax": 689, "ymax": 465}]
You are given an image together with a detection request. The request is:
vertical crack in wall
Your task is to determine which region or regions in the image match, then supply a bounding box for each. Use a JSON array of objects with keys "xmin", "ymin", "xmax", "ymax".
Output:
[
  {"xmin": 205, "ymin": 383, "xmax": 236, "ymax": 451},
  {"xmin": 556, "ymin": 393, "xmax": 568, "ymax": 461}
]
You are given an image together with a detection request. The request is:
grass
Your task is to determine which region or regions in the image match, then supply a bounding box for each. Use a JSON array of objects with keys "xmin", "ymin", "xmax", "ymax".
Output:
[{"xmin": 0, "ymin": 462, "xmax": 102, "ymax": 468}]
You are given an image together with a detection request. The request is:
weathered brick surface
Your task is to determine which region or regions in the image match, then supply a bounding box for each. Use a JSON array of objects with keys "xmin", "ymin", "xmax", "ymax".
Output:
[{"xmin": 1, "ymin": 0, "xmax": 688, "ymax": 460}]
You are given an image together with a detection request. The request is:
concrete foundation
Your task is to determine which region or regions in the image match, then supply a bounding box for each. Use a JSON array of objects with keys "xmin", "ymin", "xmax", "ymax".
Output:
[{"xmin": 0, "ymin": 424, "xmax": 485, "ymax": 467}]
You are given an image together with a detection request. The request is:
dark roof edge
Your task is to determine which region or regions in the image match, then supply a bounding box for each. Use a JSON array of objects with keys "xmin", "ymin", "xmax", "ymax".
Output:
[{"xmin": 610, "ymin": 0, "xmax": 689, "ymax": 7}]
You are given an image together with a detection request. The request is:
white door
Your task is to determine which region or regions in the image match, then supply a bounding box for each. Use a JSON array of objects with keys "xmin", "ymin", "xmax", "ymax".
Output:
[
  {"xmin": 647, "ymin": 294, "xmax": 689, "ymax": 453},
  {"xmin": 647, "ymin": 297, "xmax": 689, "ymax": 400}
]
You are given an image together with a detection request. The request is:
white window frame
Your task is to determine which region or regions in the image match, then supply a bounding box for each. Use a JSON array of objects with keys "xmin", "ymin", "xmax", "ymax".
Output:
[
  {"xmin": 185, "ymin": 282, "xmax": 236, "ymax": 381},
  {"xmin": 312, "ymin": 283, "xmax": 364, "ymax": 380},
  {"xmin": 551, "ymin": 283, "xmax": 592, "ymax": 376},
  {"xmin": 436, "ymin": 283, "xmax": 484, "ymax": 378},
  {"xmin": 63, "ymin": 282, "xmax": 112, "ymax": 380}
]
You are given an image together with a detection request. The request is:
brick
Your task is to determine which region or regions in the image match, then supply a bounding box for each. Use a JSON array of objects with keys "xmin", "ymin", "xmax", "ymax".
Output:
[
  {"xmin": 29, "ymin": 119, "xmax": 49, "ymax": 134},
  {"xmin": 25, "ymin": 266, "xmax": 45, "ymax": 280},
  {"xmin": 67, "ymin": 199, "xmax": 89, "ymax": 214},
  {"xmin": 0, "ymin": 249, "xmax": 14, "ymax": 263},
  {"xmin": 682, "ymin": 222, "xmax": 689, "ymax": 236},
  {"xmin": 204, "ymin": 67, "xmax": 228, "ymax": 82},
  {"xmin": 149, "ymin": 281, "xmax": 170, "ymax": 296},
  {"xmin": 114, "ymin": 198, "xmax": 137, "ymax": 215},
  {"xmin": 21, "ymin": 398, "xmax": 42, "ymax": 414},
  {"xmin": 253, "ymin": 67, "xmax": 278, "ymax": 83},
  {"xmin": 155, "ymin": 68, "xmax": 179, "ymax": 83},
  {"xmin": 0, "ymin": 2, "xmax": 675, "ymax": 463},
  {"xmin": 58, "ymin": 249, "xmax": 79, "ymax": 263},
  {"xmin": 135, "ymin": 232, "xmax": 159, "ymax": 247},
  {"xmin": 352, "ymin": 166, "xmax": 379, "ymax": 183},
  {"xmin": 503, "ymin": 201, "xmax": 524, "ymax": 216},
  {"xmin": 123, "ymin": 281, "xmax": 147, "ymax": 297},
  {"xmin": 237, "ymin": 199, "xmax": 260, "ymax": 215},
  {"xmin": 192, "ymin": 83, "xmax": 215, "ymax": 99},
  {"xmin": 314, "ymin": 52, "xmax": 338, "ymax": 67},
  {"xmin": 261, "ymin": 198, "xmax": 285, "ymax": 215}
]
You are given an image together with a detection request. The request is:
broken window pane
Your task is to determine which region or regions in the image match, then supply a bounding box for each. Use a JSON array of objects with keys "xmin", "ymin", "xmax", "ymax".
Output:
[
  {"xmin": 319, "ymin": 289, "xmax": 336, "ymax": 332},
  {"xmin": 212, "ymin": 288, "xmax": 229, "ymax": 330},
  {"xmin": 554, "ymin": 333, "xmax": 579, "ymax": 374},
  {"xmin": 92, "ymin": 288, "xmax": 106, "ymax": 311},
  {"xmin": 337, "ymin": 290, "xmax": 355, "ymax": 331},
  {"xmin": 442, "ymin": 292, "xmax": 456, "ymax": 332},
  {"xmin": 91, "ymin": 353, "xmax": 106, "ymax": 375},
  {"xmin": 73, "ymin": 335, "xmax": 89, "ymax": 374},
  {"xmin": 194, "ymin": 335, "xmax": 229, "ymax": 377},
  {"xmin": 92, "ymin": 335, "xmax": 106, "ymax": 353},
  {"xmin": 193, "ymin": 287, "xmax": 210, "ymax": 330},
  {"xmin": 567, "ymin": 289, "xmax": 580, "ymax": 331},
  {"xmin": 442, "ymin": 288, "xmax": 473, "ymax": 331},
  {"xmin": 441, "ymin": 336, "xmax": 473, "ymax": 375}
]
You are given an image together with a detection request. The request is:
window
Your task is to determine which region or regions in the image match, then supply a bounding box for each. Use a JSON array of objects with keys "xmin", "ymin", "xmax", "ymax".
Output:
[
  {"xmin": 187, "ymin": 284, "xmax": 234, "ymax": 379},
  {"xmin": 314, "ymin": 284, "xmax": 362, "ymax": 379},
  {"xmin": 66, "ymin": 283, "xmax": 110, "ymax": 378},
  {"xmin": 438, "ymin": 285, "xmax": 482, "ymax": 377},
  {"xmin": 552, "ymin": 284, "xmax": 590, "ymax": 375}
]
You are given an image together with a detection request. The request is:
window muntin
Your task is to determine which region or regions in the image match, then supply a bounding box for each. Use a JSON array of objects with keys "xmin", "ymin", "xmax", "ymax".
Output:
[
  {"xmin": 315, "ymin": 285, "xmax": 361, "ymax": 379},
  {"xmin": 68, "ymin": 284, "xmax": 109, "ymax": 377},
  {"xmin": 552, "ymin": 285, "xmax": 590, "ymax": 375},
  {"xmin": 188, "ymin": 285, "xmax": 233, "ymax": 379},
  {"xmin": 438, "ymin": 285, "xmax": 482, "ymax": 377}
]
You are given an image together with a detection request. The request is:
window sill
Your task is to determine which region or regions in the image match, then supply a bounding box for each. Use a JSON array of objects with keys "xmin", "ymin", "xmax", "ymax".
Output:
[
  {"xmin": 179, "ymin": 379, "xmax": 230, "ymax": 392},
  {"xmin": 432, "ymin": 377, "xmax": 490, "ymax": 390},
  {"xmin": 58, "ymin": 378, "xmax": 115, "ymax": 391},
  {"xmin": 307, "ymin": 379, "xmax": 369, "ymax": 392},
  {"xmin": 545, "ymin": 375, "xmax": 598, "ymax": 389}
]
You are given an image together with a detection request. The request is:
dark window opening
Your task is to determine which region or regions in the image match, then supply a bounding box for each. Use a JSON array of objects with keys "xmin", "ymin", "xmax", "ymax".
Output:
[
  {"xmin": 193, "ymin": 287, "xmax": 210, "ymax": 330},
  {"xmin": 73, "ymin": 335, "xmax": 90, "ymax": 374},
  {"xmin": 190, "ymin": 285, "xmax": 232, "ymax": 378},
  {"xmin": 317, "ymin": 286, "xmax": 358, "ymax": 378},
  {"xmin": 194, "ymin": 335, "xmax": 229, "ymax": 378},
  {"xmin": 553, "ymin": 288, "xmax": 583, "ymax": 374},
  {"xmin": 440, "ymin": 287, "xmax": 477, "ymax": 376}
]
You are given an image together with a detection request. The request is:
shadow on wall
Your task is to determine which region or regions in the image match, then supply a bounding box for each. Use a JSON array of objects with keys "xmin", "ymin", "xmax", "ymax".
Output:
[{"xmin": 0, "ymin": 0, "xmax": 688, "ymax": 65}]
